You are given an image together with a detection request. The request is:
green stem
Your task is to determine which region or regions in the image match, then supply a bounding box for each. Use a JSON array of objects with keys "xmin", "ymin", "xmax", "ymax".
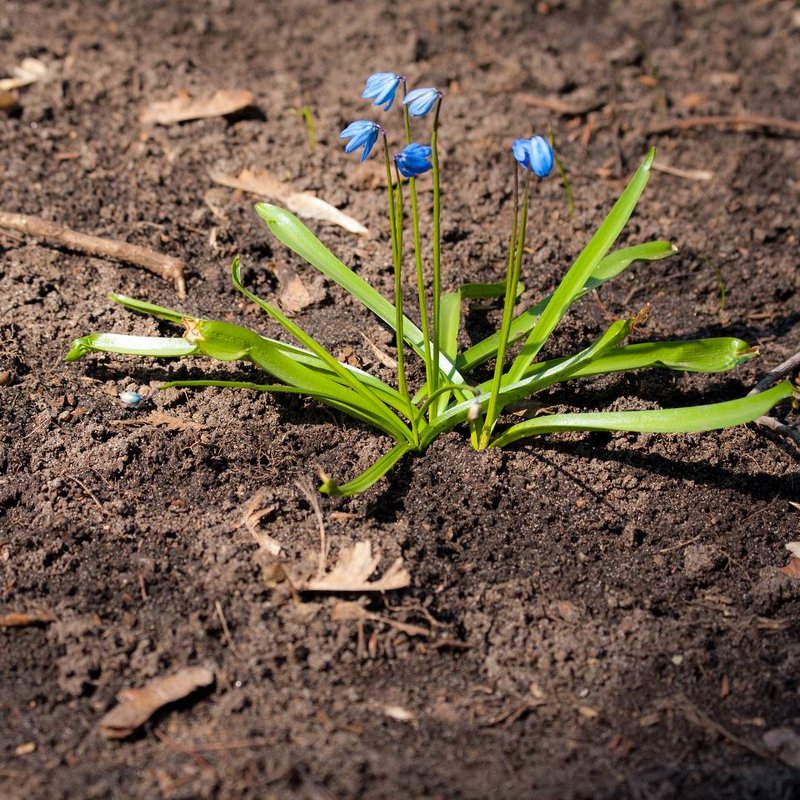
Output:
[
  {"xmin": 402, "ymin": 99, "xmax": 434, "ymax": 407},
  {"xmin": 382, "ymin": 136, "xmax": 417, "ymax": 443},
  {"xmin": 393, "ymin": 160, "xmax": 418, "ymax": 441},
  {"xmin": 480, "ymin": 168, "xmax": 528, "ymax": 449},
  {"xmin": 430, "ymin": 98, "xmax": 443, "ymax": 417}
]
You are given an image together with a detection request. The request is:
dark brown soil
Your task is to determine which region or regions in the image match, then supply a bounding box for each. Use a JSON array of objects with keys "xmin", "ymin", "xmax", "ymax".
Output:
[{"xmin": 2, "ymin": 1, "xmax": 800, "ymax": 798}]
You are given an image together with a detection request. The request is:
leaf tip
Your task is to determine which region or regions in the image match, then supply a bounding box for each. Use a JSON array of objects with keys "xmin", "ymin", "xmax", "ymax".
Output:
[
  {"xmin": 318, "ymin": 468, "xmax": 341, "ymax": 496},
  {"xmin": 643, "ymin": 147, "xmax": 656, "ymax": 171}
]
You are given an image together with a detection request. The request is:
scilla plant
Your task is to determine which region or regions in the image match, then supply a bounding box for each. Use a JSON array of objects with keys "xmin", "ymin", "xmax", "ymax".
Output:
[{"xmin": 67, "ymin": 72, "xmax": 797, "ymax": 495}]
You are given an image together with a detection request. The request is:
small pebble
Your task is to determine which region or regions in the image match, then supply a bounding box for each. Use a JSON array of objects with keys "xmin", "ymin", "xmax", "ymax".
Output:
[{"xmin": 119, "ymin": 391, "xmax": 143, "ymax": 408}]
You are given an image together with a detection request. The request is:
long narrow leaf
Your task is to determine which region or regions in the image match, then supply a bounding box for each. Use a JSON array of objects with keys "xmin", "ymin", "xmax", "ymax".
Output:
[
  {"xmin": 507, "ymin": 149, "xmax": 656, "ymax": 381},
  {"xmin": 319, "ymin": 442, "xmax": 415, "ymax": 496},
  {"xmin": 456, "ymin": 239, "xmax": 675, "ymax": 374},
  {"xmin": 490, "ymin": 380, "xmax": 796, "ymax": 448},
  {"xmin": 230, "ymin": 256, "xmax": 414, "ymax": 442},
  {"xmin": 159, "ymin": 378, "xmax": 408, "ymax": 438},
  {"xmin": 525, "ymin": 338, "xmax": 757, "ymax": 380},
  {"xmin": 65, "ymin": 333, "xmax": 197, "ymax": 362},
  {"xmin": 420, "ymin": 318, "xmax": 635, "ymax": 447},
  {"xmin": 255, "ymin": 203, "xmax": 466, "ymax": 387}
]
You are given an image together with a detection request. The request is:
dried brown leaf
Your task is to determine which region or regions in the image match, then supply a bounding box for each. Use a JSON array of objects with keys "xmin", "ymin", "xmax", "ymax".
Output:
[
  {"xmin": 99, "ymin": 666, "xmax": 215, "ymax": 739},
  {"xmin": 274, "ymin": 264, "xmax": 313, "ymax": 314},
  {"xmin": 331, "ymin": 601, "xmax": 429, "ymax": 638},
  {"xmin": 0, "ymin": 609, "xmax": 55, "ymax": 628},
  {"xmin": 763, "ymin": 727, "xmax": 800, "ymax": 768},
  {"xmin": 110, "ymin": 411, "xmax": 206, "ymax": 432},
  {"xmin": 0, "ymin": 90, "xmax": 20, "ymax": 111},
  {"xmin": 0, "ymin": 58, "xmax": 48, "ymax": 92},
  {"xmin": 301, "ymin": 541, "xmax": 410, "ymax": 593},
  {"xmin": 241, "ymin": 492, "xmax": 281, "ymax": 556},
  {"xmin": 778, "ymin": 557, "xmax": 800, "ymax": 579},
  {"xmin": 141, "ymin": 89, "xmax": 253, "ymax": 125},
  {"xmin": 209, "ymin": 168, "xmax": 368, "ymax": 235}
]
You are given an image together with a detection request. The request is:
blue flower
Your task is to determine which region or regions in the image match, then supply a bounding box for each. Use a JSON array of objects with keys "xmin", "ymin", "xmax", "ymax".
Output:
[
  {"xmin": 512, "ymin": 135, "xmax": 554, "ymax": 178},
  {"xmin": 340, "ymin": 120, "xmax": 381, "ymax": 161},
  {"xmin": 394, "ymin": 143, "xmax": 433, "ymax": 178},
  {"xmin": 403, "ymin": 87, "xmax": 442, "ymax": 118},
  {"xmin": 362, "ymin": 72, "xmax": 403, "ymax": 111}
]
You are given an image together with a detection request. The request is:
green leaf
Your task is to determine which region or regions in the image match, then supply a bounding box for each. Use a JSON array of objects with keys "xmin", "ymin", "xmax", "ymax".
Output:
[
  {"xmin": 230, "ymin": 256, "xmax": 415, "ymax": 443},
  {"xmin": 419, "ymin": 317, "xmax": 635, "ymax": 447},
  {"xmin": 526, "ymin": 337, "xmax": 757, "ymax": 380},
  {"xmin": 507, "ymin": 150, "xmax": 656, "ymax": 381},
  {"xmin": 65, "ymin": 333, "xmax": 198, "ymax": 362},
  {"xmin": 255, "ymin": 203, "xmax": 465, "ymax": 387},
  {"xmin": 456, "ymin": 239, "xmax": 675, "ymax": 374},
  {"xmin": 319, "ymin": 442, "xmax": 415, "ymax": 496},
  {"xmin": 110, "ymin": 293, "xmax": 188, "ymax": 324},
  {"xmin": 490, "ymin": 380, "xmax": 796, "ymax": 448}
]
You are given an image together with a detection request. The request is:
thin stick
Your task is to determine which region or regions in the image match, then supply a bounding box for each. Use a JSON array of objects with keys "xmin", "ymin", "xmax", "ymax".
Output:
[
  {"xmin": 749, "ymin": 349, "xmax": 800, "ymax": 445},
  {"xmin": 214, "ymin": 599, "xmax": 241, "ymax": 658},
  {"xmin": 296, "ymin": 479, "xmax": 327, "ymax": 576},
  {"xmin": 652, "ymin": 162, "xmax": 713, "ymax": 182},
  {"xmin": 647, "ymin": 114, "xmax": 800, "ymax": 136},
  {"xmin": 749, "ymin": 349, "xmax": 800, "ymax": 395},
  {"xmin": 0, "ymin": 210, "xmax": 186, "ymax": 296}
]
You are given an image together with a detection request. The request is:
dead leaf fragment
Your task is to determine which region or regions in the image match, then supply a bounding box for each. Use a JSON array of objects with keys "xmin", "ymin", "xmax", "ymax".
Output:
[
  {"xmin": 0, "ymin": 90, "xmax": 20, "ymax": 111},
  {"xmin": 0, "ymin": 58, "xmax": 48, "ymax": 92},
  {"xmin": 210, "ymin": 168, "xmax": 368, "ymax": 235},
  {"xmin": 241, "ymin": 492, "xmax": 281, "ymax": 556},
  {"xmin": 99, "ymin": 666, "xmax": 215, "ymax": 739},
  {"xmin": 382, "ymin": 705, "xmax": 415, "ymax": 722},
  {"xmin": 110, "ymin": 411, "xmax": 206, "ymax": 432},
  {"xmin": 274, "ymin": 263, "xmax": 313, "ymax": 314},
  {"xmin": 141, "ymin": 89, "xmax": 253, "ymax": 125},
  {"xmin": 763, "ymin": 727, "xmax": 800, "ymax": 768},
  {"xmin": 0, "ymin": 609, "xmax": 55, "ymax": 628},
  {"xmin": 778, "ymin": 558, "xmax": 800, "ymax": 580},
  {"xmin": 301, "ymin": 541, "xmax": 410, "ymax": 593}
]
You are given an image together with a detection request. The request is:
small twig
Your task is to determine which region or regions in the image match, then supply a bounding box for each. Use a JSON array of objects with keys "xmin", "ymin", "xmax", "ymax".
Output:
[
  {"xmin": 214, "ymin": 599, "xmax": 241, "ymax": 658},
  {"xmin": 66, "ymin": 474, "xmax": 106, "ymax": 516},
  {"xmin": 0, "ymin": 210, "xmax": 186, "ymax": 296},
  {"xmin": 749, "ymin": 350, "xmax": 800, "ymax": 395},
  {"xmin": 296, "ymin": 479, "xmax": 327, "ymax": 576},
  {"xmin": 658, "ymin": 531, "xmax": 705, "ymax": 554},
  {"xmin": 647, "ymin": 114, "xmax": 800, "ymax": 136},
  {"xmin": 748, "ymin": 349, "xmax": 800, "ymax": 445},
  {"xmin": 517, "ymin": 92, "xmax": 604, "ymax": 117},
  {"xmin": 674, "ymin": 694, "xmax": 773, "ymax": 760},
  {"xmin": 652, "ymin": 161, "xmax": 713, "ymax": 182}
]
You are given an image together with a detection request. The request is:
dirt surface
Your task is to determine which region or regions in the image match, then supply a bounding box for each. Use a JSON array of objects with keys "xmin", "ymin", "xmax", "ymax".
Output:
[{"xmin": 2, "ymin": 1, "xmax": 800, "ymax": 798}]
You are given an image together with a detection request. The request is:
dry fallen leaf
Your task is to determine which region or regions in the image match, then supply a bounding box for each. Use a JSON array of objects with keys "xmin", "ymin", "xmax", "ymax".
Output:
[
  {"xmin": 301, "ymin": 541, "xmax": 410, "ymax": 593},
  {"xmin": 331, "ymin": 601, "xmax": 429, "ymax": 637},
  {"xmin": 210, "ymin": 168, "xmax": 368, "ymax": 235},
  {"xmin": 779, "ymin": 558, "xmax": 800, "ymax": 579},
  {"xmin": 763, "ymin": 727, "xmax": 800, "ymax": 768},
  {"xmin": 382, "ymin": 705, "xmax": 415, "ymax": 722},
  {"xmin": 241, "ymin": 491, "xmax": 281, "ymax": 556},
  {"xmin": 0, "ymin": 90, "xmax": 20, "ymax": 112},
  {"xmin": 274, "ymin": 263, "xmax": 313, "ymax": 314},
  {"xmin": 0, "ymin": 57, "xmax": 48, "ymax": 92},
  {"xmin": 141, "ymin": 89, "xmax": 253, "ymax": 125},
  {"xmin": 110, "ymin": 411, "xmax": 206, "ymax": 432},
  {"xmin": 0, "ymin": 609, "xmax": 55, "ymax": 628},
  {"xmin": 99, "ymin": 666, "xmax": 215, "ymax": 739}
]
